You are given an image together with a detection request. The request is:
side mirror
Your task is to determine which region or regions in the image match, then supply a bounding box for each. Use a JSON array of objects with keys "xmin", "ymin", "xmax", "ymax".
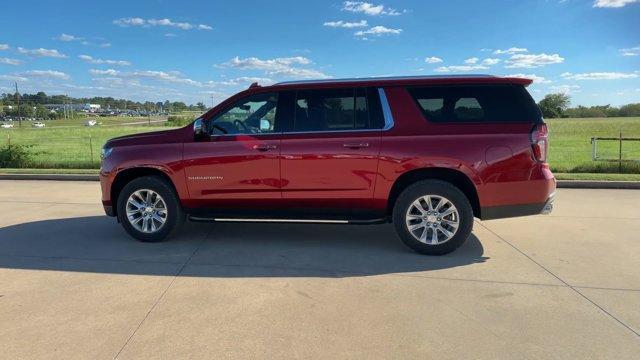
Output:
[
  {"xmin": 259, "ymin": 119, "xmax": 271, "ymax": 131},
  {"xmin": 193, "ymin": 118, "xmax": 207, "ymax": 141}
]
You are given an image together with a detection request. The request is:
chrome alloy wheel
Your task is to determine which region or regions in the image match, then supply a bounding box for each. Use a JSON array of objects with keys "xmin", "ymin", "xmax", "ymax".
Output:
[
  {"xmin": 126, "ymin": 189, "xmax": 168, "ymax": 233},
  {"xmin": 405, "ymin": 195, "xmax": 460, "ymax": 245}
]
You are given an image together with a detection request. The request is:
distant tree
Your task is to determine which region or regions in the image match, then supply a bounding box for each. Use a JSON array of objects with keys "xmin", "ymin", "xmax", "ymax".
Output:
[
  {"xmin": 196, "ymin": 102, "xmax": 207, "ymax": 111},
  {"xmin": 538, "ymin": 93, "xmax": 570, "ymax": 119}
]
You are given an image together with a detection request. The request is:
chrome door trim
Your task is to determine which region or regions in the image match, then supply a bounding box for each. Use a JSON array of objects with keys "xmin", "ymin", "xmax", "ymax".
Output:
[{"xmin": 378, "ymin": 88, "xmax": 395, "ymax": 131}]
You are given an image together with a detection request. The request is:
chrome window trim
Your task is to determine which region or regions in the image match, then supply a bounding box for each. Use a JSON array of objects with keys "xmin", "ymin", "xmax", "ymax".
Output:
[
  {"xmin": 378, "ymin": 88, "xmax": 395, "ymax": 131},
  {"xmin": 206, "ymin": 88, "xmax": 394, "ymax": 137}
]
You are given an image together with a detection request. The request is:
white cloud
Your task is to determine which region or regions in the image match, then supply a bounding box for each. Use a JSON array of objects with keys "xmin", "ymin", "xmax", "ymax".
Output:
[
  {"xmin": 0, "ymin": 57, "xmax": 22, "ymax": 65},
  {"xmin": 113, "ymin": 17, "xmax": 212, "ymax": 31},
  {"xmin": 0, "ymin": 74, "xmax": 28, "ymax": 82},
  {"xmin": 56, "ymin": 33, "xmax": 82, "ymax": 42},
  {"xmin": 355, "ymin": 25, "xmax": 402, "ymax": 37},
  {"xmin": 90, "ymin": 69, "xmax": 204, "ymax": 86},
  {"xmin": 17, "ymin": 47, "xmax": 67, "ymax": 58},
  {"xmin": 211, "ymin": 77, "xmax": 274, "ymax": 86},
  {"xmin": 79, "ymin": 54, "xmax": 131, "ymax": 66},
  {"xmin": 132, "ymin": 70, "xmax": 202, "ymax": 85},
  {"xmin": 549, "ymin": 85, "xmax": 581, "ymax": 94},
  {"xmin": 464, "ymin": 57, "xmax": 479, "ymax": 64},
  {"xmin": 619, "ymin": 45, "xmax": 640, "ymax": 56},
  {"xmin": 165, "ymin": 33, "xmax": 177, "ymax": 37},
  {"xmin": 425, "ymin": 56, "xmax": 443, "ymax": 64},
  {"xmin": 493, "ymin": 47, "xmax": 528, "ymax": 55},
  {"xmin": 89, "ymin": 69, "xmax": 121, "ymax": 76},
  {"xmin": 482, "ymin": 58, "xmax": 501, "ymax": 65},
  {"xmin": 323, "ymin": 20, "xmax": 368, "ymax": 28},
  {"xmin": 21, "ymin": 70, "xmax": 70, "ymax": 80},
  {"xmin": 113, "ymin": 17, "xmax": 145, "ymax": 26},
  {"xmin": 593, "ymin": 0, "xmax": 639, "ymax": 8},
  {"xmin": 434, "ymin": 65, "xmax": 489, "ymax": 72},
  {"xmin": 505, "ymin": 53, "xmax": 564, "ymax": 68},
  {"xmin": 0, "ymin": 44, "xmax": 8, "ymax": 51},
  {"xmin": 342, "ymin": 1, "xmax": 404, "ymax": 16},
  {"xmin": 560, "ymin": 72, "xmax": 639, "ymax": 80},
  {"xmin": 99, "ymin": 42, "xmax": 112, "ymax": 48},
  {"xmin": 504, "ymin": 73, "xmax": 551, "ymax": 84},
  {"xmin": 219, "ymin": 56, "xmax": 329, "ymax": 78}
]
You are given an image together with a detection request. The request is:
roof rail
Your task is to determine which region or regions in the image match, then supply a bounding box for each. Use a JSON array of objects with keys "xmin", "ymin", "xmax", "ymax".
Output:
[{"xmin": 273, "ymin": 74, "xmax": 496, "ymax": 86}]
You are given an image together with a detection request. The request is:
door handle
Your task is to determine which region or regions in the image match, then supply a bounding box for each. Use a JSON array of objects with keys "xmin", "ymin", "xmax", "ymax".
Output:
[
  {"xmin": 253, "ymin": 144, "xmax": 278, "ymax": 151},
  {"xmin": 342, "ymin": 142, "xmax": 370, "ymax": 149}
]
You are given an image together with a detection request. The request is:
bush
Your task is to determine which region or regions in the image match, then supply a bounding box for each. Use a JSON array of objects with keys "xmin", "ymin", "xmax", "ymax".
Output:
[
  {"xmin": 0, "ymin": 144, "xmax": 35, "ymax": 168},
  {"xmin": 165, "ymin": 115, "xmax": 193, "ymax": 127}
]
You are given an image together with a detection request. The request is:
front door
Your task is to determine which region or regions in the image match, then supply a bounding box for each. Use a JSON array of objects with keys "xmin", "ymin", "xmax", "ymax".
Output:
[{"xmin": 183, "ymin": 92, "xmax": 282, "ymax": 207}]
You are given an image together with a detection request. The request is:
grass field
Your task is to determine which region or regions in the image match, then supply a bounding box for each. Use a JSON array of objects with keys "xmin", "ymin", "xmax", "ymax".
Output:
[
  {"xmin": 546, "ymin": 117, "xmax": 640, "ymax": 173},
  {"xmin": 1, "ymin": 116, "xmax": 639, "ymax": 173}
]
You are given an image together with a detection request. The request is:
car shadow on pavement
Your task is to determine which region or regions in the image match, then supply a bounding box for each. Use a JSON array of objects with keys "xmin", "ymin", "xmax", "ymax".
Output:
[{"xmin": 0, "ymin": 216, "xmax": 488, "ymax": 278}]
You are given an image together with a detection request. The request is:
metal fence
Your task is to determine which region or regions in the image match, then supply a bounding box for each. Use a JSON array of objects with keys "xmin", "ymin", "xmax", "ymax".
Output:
[{"xmin": 591, "ymin": 133, "xmax": 640, "ymax": 171}]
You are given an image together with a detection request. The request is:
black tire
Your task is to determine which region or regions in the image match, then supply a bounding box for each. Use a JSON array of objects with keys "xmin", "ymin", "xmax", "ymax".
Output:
[
  {"xmin": 392, "ymin": 180, "xmax": 473, "ymax": 255},
  {"xmin": 116, "ymin": 176, "xmax": 185, "ymax": 242}
]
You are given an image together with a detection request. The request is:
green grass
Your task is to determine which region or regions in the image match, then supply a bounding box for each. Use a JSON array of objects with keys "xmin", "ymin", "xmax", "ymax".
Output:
[
  {"xmin": 554, "ymin": 173, "xmax": 640, "ymax": 181},
  {"xmin": 546, "ymin": 117, "xmax": 640, "ymax": 174},
  {"xmin": 1, "ymin": 116, "xmax": 639, "ymax": 174},
  {"xmin": 0, "ymin": 168, "xmax": 99, "ymax": 174},
  {"xmin": 1, "ymin": 125, "xmax": 175, "ymax": 168}
]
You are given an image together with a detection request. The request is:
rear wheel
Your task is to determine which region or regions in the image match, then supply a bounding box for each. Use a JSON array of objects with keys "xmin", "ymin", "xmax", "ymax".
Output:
[
  {"xmin": 393, "ymin": 180, "xmax": 473, "ymax": 255},
  {"xmin": 116, "ymin": 176, "xmax": 184, "ymax": 242}
]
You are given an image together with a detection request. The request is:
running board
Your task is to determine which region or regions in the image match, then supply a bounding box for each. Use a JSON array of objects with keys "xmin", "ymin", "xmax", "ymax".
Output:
[{"xmin": 188, "ymin": 216, "xmax": 387, "ymax": 224}]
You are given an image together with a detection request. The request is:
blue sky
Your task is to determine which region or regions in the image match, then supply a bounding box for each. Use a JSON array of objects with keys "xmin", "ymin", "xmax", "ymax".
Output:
[{"xmin": 1, "ymin": 0, "xmax": 639, "ymax": 106}]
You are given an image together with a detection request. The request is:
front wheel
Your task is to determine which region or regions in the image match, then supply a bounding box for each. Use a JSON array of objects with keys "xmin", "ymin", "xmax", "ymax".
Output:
[
  {"xmin": 116, "ymin": 176, "xmax": 184, "ymax": 242},
  {"xmin": 393, "ymin": 180, "xmax": 473, "ymax": 255}
]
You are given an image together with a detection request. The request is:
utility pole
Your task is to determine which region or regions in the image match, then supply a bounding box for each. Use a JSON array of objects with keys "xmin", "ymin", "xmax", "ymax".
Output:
[
  {"xmin": 211, "ymin": 94, "xmax": 215, "ymax": 108},
  {"xmin": 15, "ymin": 82, "xmax": 21, "ymax": 127}
]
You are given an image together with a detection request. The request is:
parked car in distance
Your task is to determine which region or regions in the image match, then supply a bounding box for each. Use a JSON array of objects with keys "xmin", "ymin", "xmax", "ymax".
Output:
[
  {"xmin": 100, "ymin": 75, "xmax": 555, "ymax": 255},
  {"xmin": 1, "ymin": 123, "xmax": 14, "ymax": 128},
  {"xmin": 32, "ymin": 122, "xmax": 45, "ymax": 128}
]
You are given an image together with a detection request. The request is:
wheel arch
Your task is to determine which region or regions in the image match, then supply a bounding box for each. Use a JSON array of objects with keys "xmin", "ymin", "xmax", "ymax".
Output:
[
  {"xmin": 111, "ymin": 167, "xmax": 179, "ymax": 216},
  {"xmin": 387, "ymin": 167, "xmax": 481, "ymax": 218}
]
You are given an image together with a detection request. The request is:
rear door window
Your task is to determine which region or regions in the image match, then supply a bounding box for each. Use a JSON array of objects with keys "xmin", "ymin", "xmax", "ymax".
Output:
[
  {"xmin": 408, "ymin": 85, "xmax": 541, "ymax": 123},
  {"xmin": 290, "ymin": 88, "xmax": 383, "ymax": 132}
]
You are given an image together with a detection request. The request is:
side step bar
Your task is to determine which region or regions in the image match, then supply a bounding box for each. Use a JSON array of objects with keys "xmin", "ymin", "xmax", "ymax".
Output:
[{"xmin": 188, "ymin": 217, "xmax": 387, "ymax": 225}]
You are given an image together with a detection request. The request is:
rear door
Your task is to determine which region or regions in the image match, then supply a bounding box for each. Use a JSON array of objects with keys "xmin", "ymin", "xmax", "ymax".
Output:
[{"xmin": 279, "ymin": 87, "xmax": 384, "ymax": 208}]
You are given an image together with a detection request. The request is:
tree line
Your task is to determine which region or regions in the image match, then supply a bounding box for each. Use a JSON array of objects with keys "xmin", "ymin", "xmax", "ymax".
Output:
[
  {"xmin": 0, "ymin": 91, "xmax": 208, "ymax": 113},
  {"xmin": 537, "ymin": 93, "xmax": 640, "ymax": 119}
]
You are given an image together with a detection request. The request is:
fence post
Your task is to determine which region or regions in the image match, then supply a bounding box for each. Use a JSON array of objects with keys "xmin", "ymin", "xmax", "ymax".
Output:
[
  {"xmin": 619, "ymin": 132, "xmax": 622, "ymax": 173},
  {"xmin": 89, "ymin": 135, "xmax": 94, "ymax": 168}
]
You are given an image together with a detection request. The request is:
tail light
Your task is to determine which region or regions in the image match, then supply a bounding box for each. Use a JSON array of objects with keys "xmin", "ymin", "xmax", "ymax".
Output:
[{"xmin": 531, "ymin": 123, "xmax": 548, "ymax": 163}]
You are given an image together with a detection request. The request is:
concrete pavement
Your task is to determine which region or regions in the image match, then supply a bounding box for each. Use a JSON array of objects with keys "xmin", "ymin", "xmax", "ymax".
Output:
[{"xmin": 0, "ymin": 181, "xmax": 638, "ymax": 359}]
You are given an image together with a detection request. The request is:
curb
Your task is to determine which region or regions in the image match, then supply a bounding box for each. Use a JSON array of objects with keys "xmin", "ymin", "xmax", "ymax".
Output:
[
  {"xmin": 556, "ymin": 180, "xmax": 640, "ymax": 190},
  {"xmin": 0, "ymin": 174, "xmax": 99, "ymax": 181},
  {"xmin": 1, "ymin": 174, "xmax": 639, "ymax": 189}
]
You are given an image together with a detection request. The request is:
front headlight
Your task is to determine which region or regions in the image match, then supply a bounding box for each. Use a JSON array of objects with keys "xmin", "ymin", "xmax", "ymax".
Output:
[{"xmin": 101, "ymin": 147, "xmax": 113, "ymax": 160}]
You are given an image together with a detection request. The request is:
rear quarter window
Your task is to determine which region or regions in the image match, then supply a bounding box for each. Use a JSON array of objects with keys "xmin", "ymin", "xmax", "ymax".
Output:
[{"xmin": 408, "ymin": 85, "xmax": 541, "ymax": 123}]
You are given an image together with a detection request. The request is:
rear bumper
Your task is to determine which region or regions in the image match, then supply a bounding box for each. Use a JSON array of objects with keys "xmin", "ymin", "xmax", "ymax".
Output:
[{"xmin": 481, "ymin": 191, "xmax": 555, "ymax": 220}]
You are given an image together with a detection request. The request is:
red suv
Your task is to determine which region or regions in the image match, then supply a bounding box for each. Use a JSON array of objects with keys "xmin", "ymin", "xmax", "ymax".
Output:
[{"xmin": 100, "ymin": 75, "xmax": 555, "ymax": 255}]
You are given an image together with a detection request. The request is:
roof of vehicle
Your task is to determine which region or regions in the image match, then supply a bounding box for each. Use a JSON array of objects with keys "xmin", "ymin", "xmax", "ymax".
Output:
[{"xmin": 260, "ymin": 75, "xmax": 533, "ymax": 90}]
